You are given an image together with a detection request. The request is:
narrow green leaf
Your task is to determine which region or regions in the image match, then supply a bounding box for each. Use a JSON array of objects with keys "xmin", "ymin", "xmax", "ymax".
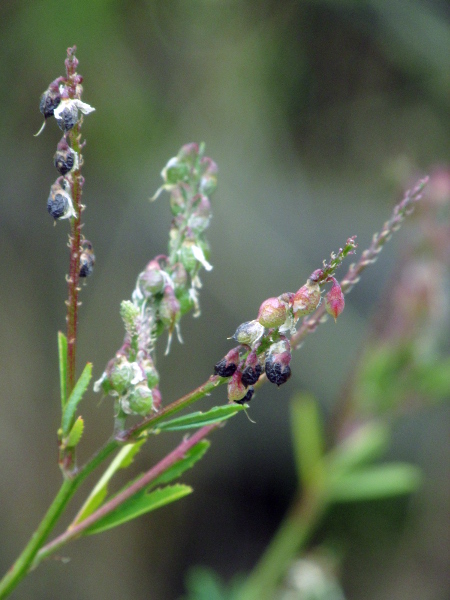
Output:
[
  {"xmin": 326, "ymin": 421, "xmax": 389, "ymax": 477},
  {"xmin": 73, "ymin": 440, "xmax": 146, "ymax": 525},
  {"xmin": 151, "ymin": 440, "xmax": 210, "ymax": 487},
  {"xmin": 329, "ymin": 463, "xmax": 422, "ymax": 502},
  {"xmin": 65, "ymin": 416, "xmax": 84, "ymax": 448},
  {"xmin": 61, "ymin": 363, "xmax": 92, "ymax": 436},
  {"xmin": 156, "ymin": 405, "xmax": 245, "ymax": 432},
  {"xmin": 290, "ymin": 393, "xmax": 326, "ymax": 489},
  {"xmin": 84, "ymin": 484, "xmax": 192, "ymax": 535},
  {"xmin": 58, "ymin": 332, "xmax": 68, "ymax": 410}
]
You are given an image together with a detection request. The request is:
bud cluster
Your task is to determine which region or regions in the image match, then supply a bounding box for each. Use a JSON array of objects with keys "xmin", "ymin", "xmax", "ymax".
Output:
[
  {"xmin": 94, "ymin": 144, "xmax": 217, "ymax": 418},
  {"xmin": 214, "ymin": 253, "xmax": 351, "ymax": 404}
]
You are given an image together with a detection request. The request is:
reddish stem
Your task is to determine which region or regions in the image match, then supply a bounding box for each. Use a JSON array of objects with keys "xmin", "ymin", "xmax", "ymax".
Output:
[
  {"xmin": 64, "ymin": 47, "xmax": 83, "ymax": 395},
  {"xmin": 36, "ymin": 423, "xmax": 220, "ymax": 562}
]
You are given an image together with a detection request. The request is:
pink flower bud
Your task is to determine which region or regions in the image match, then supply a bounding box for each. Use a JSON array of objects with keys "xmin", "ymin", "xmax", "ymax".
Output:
[
  {"xmin": 227, "ymin": 370, "xmax": 247, "ymax": 403},
  {"xmin": 214, "ymin": 347, "xmax": 240, "ymax": 378},
  {"xmin": 292, "ymin": 279, "xmax": 321, "ymax": 318},
  {"xmin": 257, "ymin": 297, "xmax": 287, "ymax": 328},
  {"xmin": 324, "ymin": 277, "xmax": 345, "ymax": 321}
]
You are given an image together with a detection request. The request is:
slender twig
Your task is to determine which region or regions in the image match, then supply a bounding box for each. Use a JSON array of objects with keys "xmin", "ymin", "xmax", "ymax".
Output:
[
  {"xmin": 34, "ymin": 423, "xmax": 220, "ymax": 566},
  {"xmin": 290, "ymin": 177, "xmax": 429, "ymax": 351}
]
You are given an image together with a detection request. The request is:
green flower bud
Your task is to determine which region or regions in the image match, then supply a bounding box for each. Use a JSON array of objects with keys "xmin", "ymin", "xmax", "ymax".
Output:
[{"xmin": 122, "ymin": 383, "xmax": 153, "ymax": 416}]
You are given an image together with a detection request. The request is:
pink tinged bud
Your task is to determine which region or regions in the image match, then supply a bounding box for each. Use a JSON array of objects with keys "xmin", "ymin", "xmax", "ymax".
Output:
[
  {"xmin": 214, "ymin": 347, "xmax": 240, "ymax": 378},
  {"xmin": 292, "ymin": 279, "xmax": 321, "ymax": 318},
  {"xmin": 324, "ymin": 277, "xmax": 345, "ymax": 322},
  {"xmin": 257, "ymin": 297, "xmax": 287, "ymax": 328},
  {"xmin": 241, "ymin": 351, "xmax": 262, "ymax": 386},
  {"xmin": 231, "ymin": 320, "xmax": 264, "ymax": 346},
  {"xmin": 227, "ymin": 370, "xmax": 247, "ymax": 403},
  {"xmin": 169, "ymin": 262, "xmax": 188, "ymax": 288},
  {"xmin": 140, "ymin": 261, "xmax": 165, "ymax": 296},
  {"xmin": 159, "ymin": 286, "xmax": 181, "ymax": 329},
  {"xmin": 188, "ymin": 194, "xmax": 212, "ymax": 233}
]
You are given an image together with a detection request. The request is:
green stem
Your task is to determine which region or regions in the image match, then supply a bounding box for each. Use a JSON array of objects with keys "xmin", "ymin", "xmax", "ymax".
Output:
[
  {"xmin": 0, "ymin": 479, "xmax": 75, "ymax": 599},
  {"xmin": 236, "ymin": 490, "xmax": 328, "ymax": 600},
  {"xmin": 0, "ymin": 438, "xmax": 118, "ymax": 599},
  {"xmin": 35, "ymin": 423, "xmax": 220, "ymax": 565}
]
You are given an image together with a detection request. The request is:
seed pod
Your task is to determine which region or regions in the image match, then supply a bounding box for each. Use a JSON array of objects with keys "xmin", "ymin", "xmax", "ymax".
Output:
[
  {"xmin": 109, "ymin": 356, "xmax": 134, "ymax": 395},
  {"xmin": 54, "ymin": 138, "xmax": 76, "ymax": 175},
  {"xmin": 39, "ymin": 83, "xmax": 61, "ymax": 119},
  {"xmin": 241, "ymin": 350, "xmax": 262, "ymax": 386},
  {"xmin": 324, "ymin": 277, "xmax": 345, "ymax": 321},
  {"xmin": 257, "ymin": 296, "xmax": 287, "ymax": 328},
  {"xmin": 79, "ymin": 241, "xmax": 95, "ymax": 277},
  {"xmin": 139, "ymin": 260, "xmax": 165, "ymax": 296},
  {"xmin": 231, "ymin": 320, "xmax": 264, "ymax": 347},
  {"xmin": 292, "ymin": 279, "xmax": 321, "ymax": 318},
  {"xmin": 53, "ymin": 98, "xmax": 95, "ymax": 133},
  {"xmin": 141, "ymin": 358, "xmax": 160, "ymax": 389},
  {"xmin": 122, "ymin": 383, "xmax": 154, "ymax": 416},
  {"xmin": 265, "ymin": 340, "xmax": 292, "ymax": 386},
  {"xmin": 227, "ymin": 370, "xmax": 247, "ymax": 403},
  {"xmin": 234, "ymin": 386, "xmax": 255, "ymax": 405},
  {"xmin": 199, "ymin": 157, "xmax": 218, "ymax": 195},
  {"xmin": 47, "ymin": 181, "xmax": 75, "ymax": 221},
  {"xmin": 158, "ymin": 285, "xmax": 181, "ymax": 334},
  {"xmin": 55, "ymin": 101, "xmax": 79, "ymax": 132},
  {"xmin": 188, "ymin": 194, "xmax": 212, "ymax": 233},
  {"xmin": 214, "ymin": 347, "xmax": 240, "ymax": 378},
  {"xmin": 169, "ymin": 262, "xmax": 188, "ymax": 288}
]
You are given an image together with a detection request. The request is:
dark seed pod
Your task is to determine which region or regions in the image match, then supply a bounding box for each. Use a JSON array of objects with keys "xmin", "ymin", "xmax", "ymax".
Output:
[
  {"xmin": 55, "ymin": 102, "xmax": 79, "ymax": 132},
  {"xmin": 39, "ymin": 87, "xmax": 61, "ymax": 119},
  {"xmin": 214, "ymin": 358, "xmax": 237, "ymax": 378},
  {"xmin": 79, "ymin": 241, "xmax": 95, "ymax": 277},
  {"xmin": 265, "ymin": 356, "xmax": 291, "ymax": 386},
  {"xmin": 54, "ymin": 145, "xmax": 75, "ymax": 175},
  {"xmin": 241, "ymin": 363, "xmax": 262, "ymax": 387},
  {"xmin": 214, "ymin": 348, "xmax": 240, "ymax": 378},
  {"xmin": 235, "ymin": 386, "xmax": 254, "ymax": 405},
  {"xmin": 47, "ymin": 182, "xmax": 74, "ymax": 221}
]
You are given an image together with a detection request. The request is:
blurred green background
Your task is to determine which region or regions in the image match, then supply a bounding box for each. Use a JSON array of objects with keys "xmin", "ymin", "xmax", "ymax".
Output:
[{"xmin": 0, "ymin": 1, "xmax": 449, "ymax": 599}]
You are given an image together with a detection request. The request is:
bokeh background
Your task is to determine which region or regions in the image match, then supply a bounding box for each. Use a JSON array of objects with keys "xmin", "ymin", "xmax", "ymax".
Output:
[{"xmin": 0, "ymin": 1, "xmax": 449, "ymax": 599}]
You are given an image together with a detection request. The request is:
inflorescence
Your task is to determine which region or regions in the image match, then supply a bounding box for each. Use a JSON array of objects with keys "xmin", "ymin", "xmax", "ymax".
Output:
[
  {"xmin": 37, "ymin": 46, "xmax": 96, "ymax": 276},
  {"xmin": 214, "ymin": 244, "xmax": 355, "ymax": 405},
  {"xmin": 94, "ymin": 143, "xmax": 218, "ymax": 420}
]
